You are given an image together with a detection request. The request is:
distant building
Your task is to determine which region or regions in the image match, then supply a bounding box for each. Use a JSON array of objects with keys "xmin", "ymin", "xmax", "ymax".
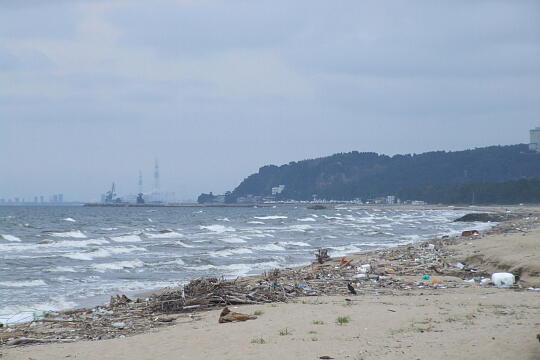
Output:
[
  {"xmin": 530, "ymin": 127, "xmax": 540, "ymax": 152},
  {"xmin": 386, "ymin": 195, "xmax": 396, "ymax": 204},
  {"xmin": 271, "ymin": 185, "xmax": 285, "ymax": 195}
]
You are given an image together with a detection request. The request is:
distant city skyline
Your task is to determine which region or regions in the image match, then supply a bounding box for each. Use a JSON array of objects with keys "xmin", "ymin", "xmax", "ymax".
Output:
[{"xmin": 1, "ymin": 1, "xmax": 538, "ymax": 201}]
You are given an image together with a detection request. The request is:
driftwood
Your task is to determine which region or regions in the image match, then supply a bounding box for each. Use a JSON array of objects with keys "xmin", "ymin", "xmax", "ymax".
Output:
[{"xmin": 7, "ymin": 337, "xmax": 76, "ymax": 346}]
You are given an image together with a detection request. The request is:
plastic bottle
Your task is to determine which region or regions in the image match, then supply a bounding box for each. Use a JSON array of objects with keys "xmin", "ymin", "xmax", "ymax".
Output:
[{"xmin": 491, "ymin": 273, "xmax": 515, "ymax": 287}]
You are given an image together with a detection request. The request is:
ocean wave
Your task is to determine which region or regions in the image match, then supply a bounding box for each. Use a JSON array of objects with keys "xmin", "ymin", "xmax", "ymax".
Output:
[
  {"xmin": 200, "ymin": 225, "xmax": 236, "ymax": 233},
  {"xmin": 287, "ymin": 224, "xmax": 313, "ymax": 232},
  {"xmin": 93, "ymin": 259, "xmax": 145, "ymax": 272},
  {"xmin": 253, "ymin": 216, "xmax": 288, "ymax": 220},
  {"xmin": 49, "ymin": 238, "xmax": 110, "ymax": 247},
  {"xmin": 1, "ymin": 234, "xmax": 21, "ymax": 242},
  {"xmin": 297, "ymin": 217, "xmax": 316, "ymax": 222},
  {"xmin": 247, "ymin": 221, "xmax": 265, "ymax": 225},
  {"xmin": 146, "ymin": 231, "xmax": 183, "ymax": 239},
  {"xmin": 187, "ymin": 261, "xmax": 281, "ymax": 277},
  {"xmin": 251, "ymin": 243, "xmax": 286, "ymax": 251},
  {"xmin": 279, "ymin": 241, "xmax": 311, "ymax": 247},
  {"xmin": 0, "ymin": 280, "xmax": 47, "ymax": 288},
  {"xmin": 63, "ymin": 246, "xmax": 146, "ymax": 261},
  {"xmin": 219, "ymin": 237, "xmax": 247, "ymax": 244},
  {"xmin": 44, "ymin": 266, "xmax": 77, "ymax": 273},
  {"xmin": 210, "ymin": 248, "xmax": 253, "ymax": 257},
  {"xmin": 49, "ymin": 230, "xmax": 87, "ymax": 239},
  {"xmin": 110, "ymin": 234, "xmax": 142, "ymax": 243},
  {"xmin": 63, "ymin": 217, "xmax": 76, "ymax": 222},
  {"xmin": 217, "ymin": 217, "xmax": 230, "ymax": 222},
  {"xmin": 176, "ymin": 241, "xmax": 196, "ymax": 248}
]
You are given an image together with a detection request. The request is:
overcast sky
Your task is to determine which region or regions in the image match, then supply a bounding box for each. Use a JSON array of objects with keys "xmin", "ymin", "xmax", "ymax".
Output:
[{"xmin": 1, "ymin": 0, "xmax": 539, "ymax": 201}]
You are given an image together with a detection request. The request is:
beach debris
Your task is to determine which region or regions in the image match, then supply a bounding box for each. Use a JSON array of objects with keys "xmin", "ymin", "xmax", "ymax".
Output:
[
  {"xmin": 319, "ymin": 356, "xmax": 334, "ymax": 359},
  {"xmin": 315, "ymin": 249, "xmax": 330, "ymax": 264},
  {"xmin": 491, "ymin": 273, "xmax": 515, "ymax": 287},
  {"xmin": 347, "ymin": 283, "xmax": 357, "ymax": 295},
  {"xmin": 218, "ymin": 307, "xmax": 257, "ymax": 323},
  {"xmin": 422, "ymin": 274, "xmax": 431, "ymax": 280},
  {"xmin": 461, "ymin": 230, "xmax": 480, "ymax": 237},
  {"xmin": 111, "ymin": 322, "xmax": 125, "ymax": 329}
]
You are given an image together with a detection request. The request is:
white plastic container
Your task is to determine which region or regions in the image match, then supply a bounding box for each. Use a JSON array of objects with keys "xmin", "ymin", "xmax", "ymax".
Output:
[
  {"xmin": 358, "ymin": 264, "xmax": 371, "ymax": 273},
  {"xmin": 491, "ymin": 272, "xmax": 515, "ymax": 287}
]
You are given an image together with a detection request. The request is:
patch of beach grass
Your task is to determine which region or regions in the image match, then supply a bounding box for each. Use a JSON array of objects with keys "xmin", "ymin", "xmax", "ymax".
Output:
[
  {"xmin": 312, "ymin": 320, "xmax": 324, "ymax": 325},
  {"xmin": 337, "ymin": 316, "xmax": 350, "ymax": 325},
  {"xmin": 253, "ymin": 310, "xmax": 264, "ymax": 316},
  {"xmin": 279, "ymin": 328, "xmax": 292, "ymax": 336},
  {"xmin": 250, "ymin": 337, "xmax": 266, "ymax": 344}
]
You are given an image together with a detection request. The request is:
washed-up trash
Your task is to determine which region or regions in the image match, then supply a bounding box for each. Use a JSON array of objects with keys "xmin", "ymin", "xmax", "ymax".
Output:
[
  {"xmin": 353, "ymin": 273, "xmax": 366, "ymax": 279},
  {"xmin": 491, "ymin": 273, "xmax": 515, "ymax": 287},
  {"xmin": 385, "ymin": 268, "xmax": 395, "ymax": 274},
  {"xmin": 358, "ymin": 264, "xmax": 371, "ymax": 273},
  {"xmin": 480, "ymin": 278, "xmax": 491, "ymax": 286},
  {"xmin": 461, "ymin": 230, "xmax": 480, "ymax": 237},
  {"xmin": 111, "ymin": 322, "xmax": 125, "ymax": 329},
  {"xmin": 427, "ymin": 244, "xmax": 435, "ymax": 250},
  {"xmin": 527, "ymin": 287, "xmax": 540, "ymax": 291},
  {"xmin": 347, "ymin": 283, "xmax": 357, "ymax": 295},
  {"xmin": 218, "ymin": 307, "xmax": 257, "ymax": 323},
  {"xmin": 422, "ymin": 274, "xmax": 430, "ymax": 280},
  {"xmin": 464, "ymin": 279, "xmax": 475, "ymax": 283},
  {"xmin": 33, "ymin": 310, "xmax": 46, "ymax": 321},
  {"xmin": 455, "ymin": 262, "xmax": 465, "ymax": 269}
]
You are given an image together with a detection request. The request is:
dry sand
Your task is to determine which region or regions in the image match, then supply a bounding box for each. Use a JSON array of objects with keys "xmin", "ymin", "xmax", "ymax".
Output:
[{"xmin": 2, "ymin": 207, "xmax": 540, "ymax": 360}]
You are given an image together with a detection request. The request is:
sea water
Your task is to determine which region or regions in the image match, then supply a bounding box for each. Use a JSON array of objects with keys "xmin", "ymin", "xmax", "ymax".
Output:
[{"xmin": 0, "ymin": 205, "xmax": 493, "ymax": 324}]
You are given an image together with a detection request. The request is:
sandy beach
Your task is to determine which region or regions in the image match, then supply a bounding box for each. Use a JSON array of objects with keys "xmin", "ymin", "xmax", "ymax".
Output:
[{"xmin": 2, "ymin": 206, "xmax": 540, "ymax": 360}]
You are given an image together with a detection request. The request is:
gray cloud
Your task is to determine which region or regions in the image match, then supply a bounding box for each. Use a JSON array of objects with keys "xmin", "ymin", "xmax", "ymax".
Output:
[{"xmin": 0, "ymin": 0, "xmax": 538, "ymax": 201}]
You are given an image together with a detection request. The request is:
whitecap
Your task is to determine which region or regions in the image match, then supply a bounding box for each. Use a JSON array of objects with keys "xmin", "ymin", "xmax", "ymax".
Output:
[
  {"xmin": 200, "ymin": 225, "xmax": 236, "ymax": 233},
  {"xmin": 251, "ymin": 243, "xmax": 286, "ymax": 251},
  {"xmin": 0, "ymin": 280, "xmax": 47, "ymax": 288},
  {"xmin": 253, "ymin": 216, "xmax": 288, "ymax": 220},
  {"xmin": 146, "ymin": 231, "xmax": 183, "ymax": 239},
  {"xmin": 110, "ymin": 234, "xmax": 142, "ymax": 243},
  {"xmin": 50, "ymin": 230, "xmax": 87, "ymax": 239},
  {"xmin": 287, "ymin": 224, "xmax": 313, "ymax": 232},
  {"xmin": 63, "ymin": 246, "xmax": 145, "ymax": 261},
  {"xmin": 48, "ymin": 238, "xmax": 110, "ymax": 248},
  {"xmin": 297, "ymin": 217, "xmax": 316, "ymax": 222},
  {"xmin": 210, "ymin": 248, "xmax": 253, "ymax": 257},
  {"xmin": 279, "ymin": 241, "xmax": 311, "ymax": 247},
  {"xmin": 93, "ymin": 259, "xmax": 145, "ymax": 272},
  {"xmin": 219, "ymin": 237, "xmax": 247, "ymax": 244},
  {"xmin": 1, "ymin": 234, "xmax": 21, "ymax": 242},
  {"xmin": 63, "ymin": 217, "xmax": 76, "ymax": 222},
  {"xmin": 176, "ymin": 241, "xmax": 195, "ymax": 248},
  {"xmin": 247, "ymin": 221, "xmax": 265, "ymax": 225},
  {"xmin": 217, "ymin": 217, "xmax": 230, "ymax": 222},
  {"xmin": 44, "ymin": 266, "xmax": 77, "ymax": 273}
]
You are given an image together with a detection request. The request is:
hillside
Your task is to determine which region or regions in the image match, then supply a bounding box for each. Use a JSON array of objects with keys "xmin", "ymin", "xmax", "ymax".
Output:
[{"xmin": 223, "ymin": 144, "xmax": 540, "ymax": 203}]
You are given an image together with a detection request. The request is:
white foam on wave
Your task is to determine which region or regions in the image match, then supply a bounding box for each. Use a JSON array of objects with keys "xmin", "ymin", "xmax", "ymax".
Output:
[
  {"xmin": 153, "ymin": 258, "xmax": 185, "ymax": 266},
  {"xmin": 93, "ymin": 259, "xmax": 145, "ymax": 272},
  {"xmin": 200, "ymin": 225, "xmax": 236, "ymax": 233},
  {"xmin": 0, "ymin": 297, "xmax": 77, "ymax": 325},
  {"xmin": 253, "ymin": 216, "xmax": 288, "ymax": 220},
  {"xmin": 48, "ymin": 238, "xmax": 110, "ymax": 248},
  {"xmin": 217, "ymin": 217, "xmax": 230, "ymax": 222},
  {"xmin": 63, "ymin": 246, "xmax": 146, "ymax": 261},
  {"xmin": 210, "ymin": 248, "xmax": 253, "ymax": 257},
  {"xmin": 247, "ymin": 221, "xmax": 265, "ymax": 225},
  {"xmin": 297, "ymin": 217, "xmax": 316, "ymax": 222},
  {"xmin": 287, "ymin": 224, "xmax": 313, "ymax": 232},
  {"xmin": 50, "ymin": 230, "xmax": 87, "ymax": 239},
  {"xmin": 220, "ymin": 237, "xmax": 247, "ymax": 244},
  {"xmin": 0, "ymin": 280, "xmax": 47, "ymax": 288},
  {"xmin": 1, "ymin": 234, "xmax": 21, "ymax": 242},
  {"xmin": 279, "ymin": 241, "xmax": 311, "ymax": 247},
  {"xmin": 44, "ymin": 266, "xmax": 77, "ymax": 273},
  {"xmin": 110, "ymin": 234, "xmax": 142, "ymax": 243},
  {"xmin": 176, "ymin": 241, "xmax": 195, "ymax": 248},
  {"xmin": 146, "ymin": 231, "xmax": 183, "ymax": 239},
  {"xmin": 63, "ymin": 217, "xmax": 76, "ymax": 222},
  {"xmin": 101, "ymin": 227, "xmax": 118, "ymax": 231},
  {"xmin": 251, "ymin": 243, "xmax": 286, "ymax": 251}
]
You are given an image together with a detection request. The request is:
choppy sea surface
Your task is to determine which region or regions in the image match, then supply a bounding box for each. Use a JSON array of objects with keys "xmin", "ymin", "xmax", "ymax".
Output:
[{"xmin": 0, "ymin": 205, "xmax": 493, "ymax": 324}]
